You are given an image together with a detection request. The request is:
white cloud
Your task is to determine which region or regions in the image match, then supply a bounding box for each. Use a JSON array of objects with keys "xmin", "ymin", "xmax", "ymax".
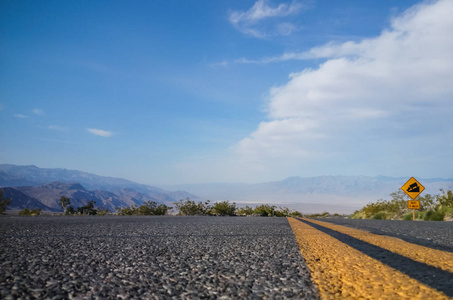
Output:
[
  {"xmin": 14, "ymin": 114, "xmax": 28, "ymax": 119},
  {"xmin": 232, "ymin": 1, "xmax": 453, "ymax": 64},
  {"xmin": 48, "ymin": 125, "xmax": 69, "ymax": 132},
  {"xmin": 236, "ymin": 118, "xmax": 322, "ymax": 163},
  {"xmin": 276, "ymin": 22, "xmax": 297, "ymax": 36},
  {"xmin": 87, "ymin": 128, "xmax": 114, "ymax": 137},
  {"xmin": 229, "ymin": 0, "xmax": 303, "ymax": 38},
  {"xmin": 32, "ymin": 109, "xmax": 43, "ymax": 115},
  {"xmin": 232, "ymin": 41, "xmax": 374, "ymax": 64},
  {"xmin": 233, "ymin": 0, "xmax": 453, "ymax": 177}
]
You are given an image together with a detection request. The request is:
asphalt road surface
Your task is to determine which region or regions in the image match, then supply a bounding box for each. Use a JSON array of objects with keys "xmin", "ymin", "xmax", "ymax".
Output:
[
  {"xmin": 318, "ymin": 217, "xmax": 453, "ymax": 252},
  {"xmin": 0, "ymin": 216, "xmax": 319, "ymax": 299},
  {"xmin": 289, "ymin": 218, "xmax": 453, "ymax": 299},
  {"xmin": 1, "ymin": 216, "xmax": 453, "ymax": 299}
]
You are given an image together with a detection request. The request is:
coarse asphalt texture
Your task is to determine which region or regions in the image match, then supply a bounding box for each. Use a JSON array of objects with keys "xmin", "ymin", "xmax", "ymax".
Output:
[{"xmin": 0, "ymin": 216, "xmax": 319, "ymax": 299}]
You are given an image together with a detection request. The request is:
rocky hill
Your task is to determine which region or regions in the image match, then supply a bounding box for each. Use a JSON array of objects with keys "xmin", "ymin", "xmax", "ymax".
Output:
[
  {"xmin": 2, "ymin": 182, "xmax": 179, "ymax": 212},
  {"xmin": 1, "ymin": 188, "xmax": 55, "ymax": 211},
  {"xmin": 0, "ymin": 164, "xmax": 199, "ymax": 212}
]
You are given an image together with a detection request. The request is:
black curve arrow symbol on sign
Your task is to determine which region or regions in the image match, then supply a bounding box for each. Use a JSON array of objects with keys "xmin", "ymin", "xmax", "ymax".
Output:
[{"xmin": 407, "ymin": 183, "xmax": 420, "ymax": 193}]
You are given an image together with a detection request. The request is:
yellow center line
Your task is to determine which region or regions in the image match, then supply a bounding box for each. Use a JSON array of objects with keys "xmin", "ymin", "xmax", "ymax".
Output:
[
  {"xmin": 288, "ymin": 217, "xmax": 450, "ymax": 299},
  {"xmin": 305, "ymin": 218, "xmax": 453, "ymax": 274}
]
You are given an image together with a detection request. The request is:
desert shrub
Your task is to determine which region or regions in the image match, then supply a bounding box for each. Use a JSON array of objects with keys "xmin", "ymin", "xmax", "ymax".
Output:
[
  {"xmin": 97, "ymin": 208, "xmax": 109, "ymax": 216},
  {"xmin": 0, "ymin": 189, "xmax": 12, "ymax": 214},
  {"xmin": 351, "ymin": 190, "xmax": 408, "ymax": 219},
  {"xmin": 436, "ymin": 206, "xmax": 453, "ymax": 221},
  {"xmin": 236, "ymin": 205, "xmax": 301, "ymax": 217},
  {"xmin": 254, "ymin": 204, "xmax": 276, "ymax": 216},
  {"xmin": 441, "ymin": 207, "xmax": 453, "ymax": 221},
  {"xmin": 117, "ymin": 201, "xmax": 171, "ymax": 216},
  {"xmin": 77, "ymin": 201, "xmax": 97, "ymax": 215},
  {"xmin": 423, "ymin": 210, "xmax": 444, "ymax": 221},
  {"xmin": 117, "ymin": 205, "xmax": 139, "ymax": 215},
  {"xmin": 138, "ymin": 201, "xmax": 171, "ymax": 215},
  {"xmin": 174, "ymin": 198, "xmax": 211, "ymax": 215},
  {"xmin": 18, "ymin": 208, "xmax": 41, "ymax": 216},
  {"xmin": 306, "ymin": 212, "xmax": 331, "ymax": 218},
  {"xmin": 175, "ymin": 198, "xmax": 198, "ymax": 215},
  {"xmin": 59, "ymin": 196, "xmax": 70, "ymax": 213},
  {"xmin": 418, "ymin": 194, "xmax": 436, "ymax": 210},
  {"xmin": 437, "ymin": 189, "xmax": 453, "ymax": 208},
  {"xmin": 153, "ymin": 204, "xmax": 171, "ymax": 215},
  {"xmin": 402, "ymin": 211, "xmax": 424, "ymax": 221},
  {"xmin": 211, "ymin": 201, "xmax": 236, "ymax": 216},
  {"xmin": 237, "ymin": 205, "xmax": 254, "ymax": 216},
  {"xmin": 65, "ymin": 206, "xmax": 76, "ymax": 215},
  {"xmin": 289, "ymin": 210, "xmax": 303, "ymax": 217},
  {"xmin": 350, "ymin": 210, "xmax": 366, "ymax": 219},
  {"xmin": 403, "ymin": 213, "xmax": 413, "ymax": 221},
  {"xmin": 372, "ymin": 211, "xmax": 388, "ymax": 220},
  {"xmin": 58, "ymin": 197, "xmax": 77, "ymax": 215},
  {"xmin": 273, "ymin": 207, "xmax": 290, "ymax": 217}
]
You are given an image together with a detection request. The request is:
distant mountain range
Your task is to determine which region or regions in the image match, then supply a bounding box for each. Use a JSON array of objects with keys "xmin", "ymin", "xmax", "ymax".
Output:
[
  {"xmin": 1, "ymin": 182, "xmax": 161, "ymax": 212},
  {"xmin": 1, "ymin": 164, "xmax": 452, "ymax": 214},
  {"xmin": 0, "ymin": 164, "xmax": 199, "ymax": 212},
  {"xmin": 0, "ymin": 164, "xmax": 166, "ymax": 194}
]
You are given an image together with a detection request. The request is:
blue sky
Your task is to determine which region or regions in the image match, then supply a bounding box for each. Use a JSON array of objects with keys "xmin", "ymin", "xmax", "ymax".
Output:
[{"xmin": 1, "ymin": 0, "xmax": 452, "ymax": 185}]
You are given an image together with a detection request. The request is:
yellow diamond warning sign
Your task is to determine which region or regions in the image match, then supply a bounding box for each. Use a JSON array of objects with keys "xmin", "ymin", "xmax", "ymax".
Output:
[{"xmin": 401, "ymin": 177, "xmax": 425, "ymax": 200}]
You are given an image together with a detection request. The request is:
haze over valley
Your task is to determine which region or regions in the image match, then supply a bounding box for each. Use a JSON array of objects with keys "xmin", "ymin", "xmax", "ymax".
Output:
[{"xmin": 1, "ymin": 164, "xmax": 452, "ymax": 214}]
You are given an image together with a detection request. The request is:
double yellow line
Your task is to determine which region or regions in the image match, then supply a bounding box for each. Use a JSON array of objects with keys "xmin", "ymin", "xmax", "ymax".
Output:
[{"xmin": 288, "ymin": 217, "xmax": 453, "ymax": 299}]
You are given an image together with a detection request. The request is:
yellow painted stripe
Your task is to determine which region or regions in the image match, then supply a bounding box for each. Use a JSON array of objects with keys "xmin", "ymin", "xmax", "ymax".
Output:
[
  {"xmin": 306, "ymin": 218, "xmax": 453, "ymax": 274},
  {"xmin": 288, "ymin": 217, "xmax": 450, "ymax": 299}
]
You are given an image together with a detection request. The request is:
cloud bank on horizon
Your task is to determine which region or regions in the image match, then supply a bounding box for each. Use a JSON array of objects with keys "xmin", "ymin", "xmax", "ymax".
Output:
[{"xmin": 220, "ymin": 0, "xmax": 453, "ymax": 181}]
